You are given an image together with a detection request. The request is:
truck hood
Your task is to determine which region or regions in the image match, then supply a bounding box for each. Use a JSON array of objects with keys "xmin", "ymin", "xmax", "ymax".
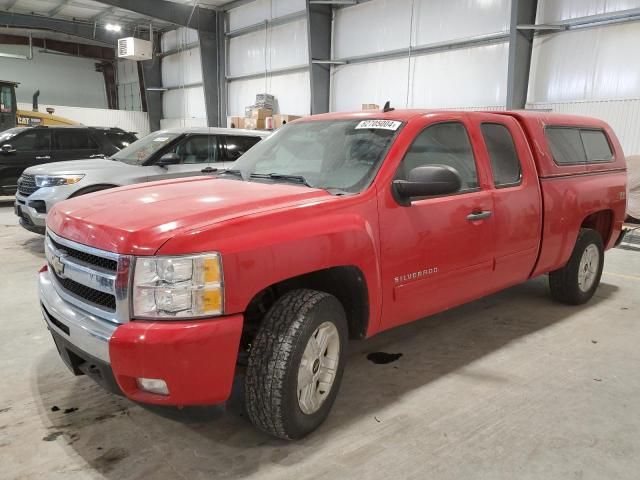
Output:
[
  {"xmin": 25, "ymin": 158, "xmax": 132, "ymax": 175},
  {"xmin": 47, "ymin": 177, "xmax": 333, "ymax": 255}
]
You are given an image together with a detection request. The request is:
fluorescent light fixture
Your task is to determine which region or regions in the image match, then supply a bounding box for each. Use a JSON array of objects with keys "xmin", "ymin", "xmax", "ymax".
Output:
[{"xmin": 105, "ymin": 23, "xmax": 122, "ymax": 32}]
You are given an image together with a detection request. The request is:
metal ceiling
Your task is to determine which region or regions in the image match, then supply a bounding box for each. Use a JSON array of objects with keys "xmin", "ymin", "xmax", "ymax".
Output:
[{"xmin": 0, "ymin": 0, "xmax": 234, "ymax": 33}]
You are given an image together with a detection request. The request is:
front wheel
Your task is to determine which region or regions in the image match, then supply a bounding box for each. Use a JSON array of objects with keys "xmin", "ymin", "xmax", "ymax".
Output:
[
  {"xmin": 549, "ymin": 228, "xmax": 604, "ymax": 305},
  {"xmin": 245, "ymin": 289, "xmax": 348, "ymax": 439}
]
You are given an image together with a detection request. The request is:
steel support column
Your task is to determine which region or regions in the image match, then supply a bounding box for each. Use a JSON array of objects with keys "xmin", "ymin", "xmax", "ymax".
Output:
[
  {"xmin": 506, "ymin": 0, "xmax": 538, "ymax": 109},
  {"xmin": 199, "ymin": 18, "xmax": 225, "ymax": 127},
  {"xmin": 306, "ymin": 1, "xmax": 332, "ymax": 114},
  {"xmin": 140, "ymin": 33, "xmax": 163, "ymax": 132}
]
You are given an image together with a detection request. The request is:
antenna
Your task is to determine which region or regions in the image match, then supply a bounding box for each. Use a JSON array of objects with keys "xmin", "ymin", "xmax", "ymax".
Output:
[{"xmin": 383, "ymin": 101, "xmax": 395, "ymax": 113}]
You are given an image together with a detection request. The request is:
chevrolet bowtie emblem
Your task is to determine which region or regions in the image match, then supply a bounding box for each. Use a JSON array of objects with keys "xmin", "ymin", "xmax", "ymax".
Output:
[{"xmin": 51, "ymin": 254, "xmax": 66, "ymax": 278}]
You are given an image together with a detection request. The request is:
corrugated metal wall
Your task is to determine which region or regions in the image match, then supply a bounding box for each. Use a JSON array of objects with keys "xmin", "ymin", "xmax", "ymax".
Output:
[
  {"xmin": 17, "ymin": 102, "xmax": 150, "ymax": 136},
  {"xmin": 160, "ymin": 27, "xmax": 207, "ymax": 128},
  {"xmin": 527, "ymin": 1, "xmax": 640, "ymax": 155},
  {"xmin": 226, "ymin": 0, "xmax": 310, "ymax": 117},
  {"xmin": 330, "ymin": 0, "xmax": 510, "ymax": 112}
]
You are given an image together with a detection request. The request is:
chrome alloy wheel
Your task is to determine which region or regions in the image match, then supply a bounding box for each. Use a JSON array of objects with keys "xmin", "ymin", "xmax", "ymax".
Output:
[
  {"xmin": 578, "ymin": 244, "xmax": 600, "ymax": 292},
  {"xmin": 297, "ymin": 321, "xmax": 340, "ymax": 415}
]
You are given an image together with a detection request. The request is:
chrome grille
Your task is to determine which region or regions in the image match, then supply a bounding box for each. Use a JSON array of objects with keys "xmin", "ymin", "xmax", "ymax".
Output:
[
  {"xmin": 45, "ymin": 230, "xmax": 132, "ymax": 324},
  {"xmin": 48, "ymin": 236, "xmax": 118, "ymax": 272},
  {"xmin": 17, "ymin": 174, "xmax": 39, "ymax": 196}
]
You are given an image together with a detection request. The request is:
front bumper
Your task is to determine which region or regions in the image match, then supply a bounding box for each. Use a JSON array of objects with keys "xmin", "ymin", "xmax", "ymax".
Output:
[
  {"xmin": 15, "ymin": 185, "xmax": 79, "ymax": 234},
  {"xmin": 15, "ymin": 192, "xmax": 46, "ymax": 234},
  {"xmin": 39, "ymin": 270, "xmax": 244, "ymax": 406}
]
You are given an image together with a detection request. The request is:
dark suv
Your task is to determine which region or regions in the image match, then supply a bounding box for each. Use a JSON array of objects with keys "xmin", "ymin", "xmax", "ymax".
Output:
[{"xmin": 0, "ymin": 126, "xmax": 137, "ymax": 195}]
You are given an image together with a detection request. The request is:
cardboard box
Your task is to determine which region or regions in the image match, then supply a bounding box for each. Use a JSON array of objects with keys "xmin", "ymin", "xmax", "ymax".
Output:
[
  {"xmin": 244, "ymin": 118, "xmax": 266, "ymax": 130},
  {"xmin": 245, "ymin": 105, "xmax": 254, "ymax": 118},
  {"xmin": 273, "ymin": 114, "xmax": 302, "ymax": 129},
  {"xmin": 255, "ymin": 93, "xmax": 275, "ymax": 109},
  {"xmin": 250, "ymin": 108, "xmax": 273, "ymax": 120},
  {"xmin": 362, "ymin": 103, "xmax": 380, "ymax": 111},
  {"xmin": 227, "ymin": 116, "xmax": 244, "ymax": 129}
]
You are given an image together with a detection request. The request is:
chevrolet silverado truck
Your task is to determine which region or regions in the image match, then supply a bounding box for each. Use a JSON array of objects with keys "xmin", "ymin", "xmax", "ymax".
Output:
[{"xmin": 39, "ymin": 110, "xmax": 627, "ymax": 439}]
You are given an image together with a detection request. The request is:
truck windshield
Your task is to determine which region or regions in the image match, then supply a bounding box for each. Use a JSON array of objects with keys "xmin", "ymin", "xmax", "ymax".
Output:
[
  {"xmin": 229, "ymin": 120, "xmax": 402, "ymax": 193},
  {"xmin": 111, "ymin": 131, "xmax": 182, "ymax": 165}
]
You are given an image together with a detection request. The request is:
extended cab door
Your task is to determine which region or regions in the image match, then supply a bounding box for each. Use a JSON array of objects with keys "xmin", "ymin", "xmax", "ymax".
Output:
[
  {"xmin": 378, "ymin": 115, "xmax": 496, "ymax": 330},
  {"xmin": 473, "ymin": 114, "xmax": 542, "ymax": 289}
]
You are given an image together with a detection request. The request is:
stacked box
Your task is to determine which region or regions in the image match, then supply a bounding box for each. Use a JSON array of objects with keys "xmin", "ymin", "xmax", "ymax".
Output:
[
  {"xmin": 227, "ymin": 116, "xmax": 244, "ymax": 129},
  {"xmin": 255, "ymin": 93, "xmax": 275, "ymax": 110},
  {"xmin": 244, "ymin": 118, "xmax": 266, "ymax": 130},
  {"xmin": 273, "ymin": 114, "xmax": 302, "ymax": 129}
]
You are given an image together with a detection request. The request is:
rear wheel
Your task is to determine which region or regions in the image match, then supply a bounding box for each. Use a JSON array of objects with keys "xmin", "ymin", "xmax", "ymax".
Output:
[
  {"xmin": 245, "ymin": 289, "xmax": 348, "ymax": 439},
  {"xmin": 549, "ymin": 228, "xmax": 604, "ymax": 305}
]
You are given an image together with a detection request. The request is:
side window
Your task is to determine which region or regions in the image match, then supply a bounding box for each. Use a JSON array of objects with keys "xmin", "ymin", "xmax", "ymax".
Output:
[
  {"xmin": 481, "ymin": 123, "xmax": 522, "ymax": 187},
  {"xmin": 11, "ymin": 130, "xmax": 51, "ymax": 151},
  {"xmin": 545, "ymin": 127, "xmax": 586, "ymax": 165},
  {"xmin": 581, "ymin": 129, "xmax": 613, "ymax": 162},
  {"xmin": 173, "ymin": 135, "xmax": 217, "ymax": 164},
  {"xmin": 545, "ymin": 127, "xmax": 614, "ymax": 165},
  {"xmin": 54, "ymin": 130, "xmax": 96, "ymax": 150},
  {"xmin": 397, "ymin": 122, "xmax": 479, "ymax": 191},
  {"xmin": 0, "ymin": 86, "xmax": 13, "ymax": 113},
  {"xmin": 225, "ymin": 135, "xmax": 261, "ymax": 161}
]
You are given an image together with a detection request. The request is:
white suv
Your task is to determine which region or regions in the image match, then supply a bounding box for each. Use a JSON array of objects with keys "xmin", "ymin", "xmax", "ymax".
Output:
[{"xmin": 15, "ymin": 127, "xmax": 269, "ymax": 234}]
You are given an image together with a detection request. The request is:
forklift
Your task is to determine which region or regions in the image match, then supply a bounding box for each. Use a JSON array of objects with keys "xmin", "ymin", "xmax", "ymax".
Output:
[{"xmin": 0, "ymin": 80, "xmax": 78, "ymax": 133}]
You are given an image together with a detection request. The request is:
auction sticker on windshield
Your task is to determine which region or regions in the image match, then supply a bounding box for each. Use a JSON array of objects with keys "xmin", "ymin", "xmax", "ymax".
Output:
[{"xmin": 355, "ymin": 120, "xmax": 402, "ymax": 131}]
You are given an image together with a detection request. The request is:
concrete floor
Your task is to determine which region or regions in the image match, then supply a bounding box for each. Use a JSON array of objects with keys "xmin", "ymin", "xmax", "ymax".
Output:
[{"xmin": 1, "ymin": 197, "xmax": 640, "ymax": 480}]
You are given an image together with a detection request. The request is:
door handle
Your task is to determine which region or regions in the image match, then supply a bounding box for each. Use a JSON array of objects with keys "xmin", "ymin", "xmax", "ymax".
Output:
[
  {"xmin": 201, "ymin": 167, "xmax": 218, "ymax": 174},
  {"xmin": 35, "ymin": 156, "xmax": 51, "ymax": 160},
  {"xmin": 467, "ymin": 210, "xmax": 492, "ymax": 221}
]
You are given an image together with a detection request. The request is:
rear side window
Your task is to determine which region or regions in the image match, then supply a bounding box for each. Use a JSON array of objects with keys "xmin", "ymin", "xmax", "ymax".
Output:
[
  {"xmin": 55, "ymin": 130, "xmax": 98, "ymax": 150},
  {"xmin": 225, "ymin": 135, "xmax": 261, "ymax": 161},
  {"xmin": 581, "ymin": 130, "xmax": 613, "ymax": 162},
  {"xmin": 481, "ymin": 123, "xmax": 522, "ymax": 187},
  {"xmin": 545, "ymin": 127, "xmax": 613, "ymax": 165},
  {"xmin": 398, "ymin": 122, "xmax": 479, "ymax": 191}
]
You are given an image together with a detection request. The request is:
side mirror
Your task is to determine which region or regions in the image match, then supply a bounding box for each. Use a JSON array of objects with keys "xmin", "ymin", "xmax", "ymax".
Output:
[
  {"xmin": 1, "ymin": 144, "xmax": 16, "ymax": 154},
  {"xmin": 393, "ymin": 165, "xmax": 462, "ymax": 206},
  {"xmin": 156, "ymin": 152, "xmax": 180, "ymax": 167}
]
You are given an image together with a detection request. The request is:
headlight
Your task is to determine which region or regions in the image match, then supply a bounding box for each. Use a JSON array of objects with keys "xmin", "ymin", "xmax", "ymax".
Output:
[
  {"xmin": 35, "ymin": 174, "xmax": 85, "ymax": 188},
  {"xmin": 132, "ymin": 253, "xmax": 223, "ymax": 319}
]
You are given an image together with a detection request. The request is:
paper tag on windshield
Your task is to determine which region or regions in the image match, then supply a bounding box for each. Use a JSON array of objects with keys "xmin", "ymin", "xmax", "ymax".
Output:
[
  {"xmin": 355, "ymin": 120, "xmax": 401, "ymax": 131},
  {"xmin": 153, "ymin": 137, "xmax": 169, "ymax": 142}
]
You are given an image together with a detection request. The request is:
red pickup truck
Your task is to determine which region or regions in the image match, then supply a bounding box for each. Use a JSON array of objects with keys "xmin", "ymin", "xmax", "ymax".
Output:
[{"xmin": 39, "ymin": 110, "xmax": 627, "ymax": 439}]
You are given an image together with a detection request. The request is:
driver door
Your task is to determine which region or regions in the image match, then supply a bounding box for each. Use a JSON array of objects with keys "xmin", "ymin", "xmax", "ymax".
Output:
[
  {"xmin": 378, "ymin": 116, "xmax": 496, "ymax": 330},
  {"xmin": 146, "ymin": 134, "xmax": 221, "ymax": 181}
]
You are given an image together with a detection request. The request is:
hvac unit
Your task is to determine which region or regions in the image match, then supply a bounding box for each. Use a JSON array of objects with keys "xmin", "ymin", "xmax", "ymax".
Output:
[{"xmin": 117, "ymin": 37, "xmax": 152, "ymax": 61}]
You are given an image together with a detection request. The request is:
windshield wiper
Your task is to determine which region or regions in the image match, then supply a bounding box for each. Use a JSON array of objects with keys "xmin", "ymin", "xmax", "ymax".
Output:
[{"xmin": 249, "ymin": 173, "xmax": 313, "ymax": 187}]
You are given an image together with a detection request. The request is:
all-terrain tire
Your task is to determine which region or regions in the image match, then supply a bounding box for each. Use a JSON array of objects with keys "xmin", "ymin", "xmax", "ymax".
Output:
[
  {"xmin": 549, "ymin": 228, "xmax": 604, "ymax": 305},
  {"xmin": 245, "ymin": 289, "xmax": 348, "ymax": 440}
]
